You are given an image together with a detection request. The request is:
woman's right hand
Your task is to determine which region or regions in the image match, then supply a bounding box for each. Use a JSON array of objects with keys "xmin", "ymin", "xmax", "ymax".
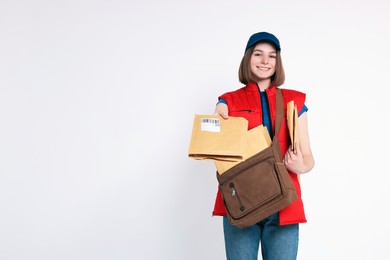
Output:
[{"xmin": 214, "ymin": 103, "xmax": 229, "ymax": 119}]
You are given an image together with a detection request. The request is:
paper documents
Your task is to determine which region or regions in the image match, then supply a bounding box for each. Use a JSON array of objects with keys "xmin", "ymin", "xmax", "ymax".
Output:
[
  {"xmin": 188, "ymin": 114, "xmax": 249, "ymax": 162},
  {"xmin": 214, "ymin": 124, "xmax": 271, "ymax": 174},
  {"xmin": 188, "ymin": 114, "xmax": 272, "ymax": 174},
  {"xmin": 287, "ymin": 101, "xmax": 299, "ymax": 154}
]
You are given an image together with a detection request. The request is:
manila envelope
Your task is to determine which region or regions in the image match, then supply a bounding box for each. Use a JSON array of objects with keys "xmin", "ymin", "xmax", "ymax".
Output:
[
  {"xmin": 188, "ymin": 114, "xmax": 248, "ymax": 162},
  {"xmin": 214, "ymin": 125, "xmax": 272, "ymax": 174},
  {"xmin": 287, "ymin": 101, "xmax": 299, "ymax": 154}
]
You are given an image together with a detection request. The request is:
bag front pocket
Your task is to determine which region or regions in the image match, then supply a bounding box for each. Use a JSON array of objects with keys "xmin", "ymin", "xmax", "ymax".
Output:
[{"xmin": 220, "ymin": 158, "xmax": 282, "ymax": 220}]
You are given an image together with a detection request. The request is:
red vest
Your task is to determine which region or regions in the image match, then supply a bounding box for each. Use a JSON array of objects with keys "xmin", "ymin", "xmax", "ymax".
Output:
[{"xmin": 213, "ymin": 83, "xmax": 307, "ymax": 225}]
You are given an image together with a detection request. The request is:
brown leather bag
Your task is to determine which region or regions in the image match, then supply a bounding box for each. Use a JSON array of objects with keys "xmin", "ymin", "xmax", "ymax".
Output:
[{"xmin": 216, "ymin": 88, "xmax": 298, "ymax": 228}]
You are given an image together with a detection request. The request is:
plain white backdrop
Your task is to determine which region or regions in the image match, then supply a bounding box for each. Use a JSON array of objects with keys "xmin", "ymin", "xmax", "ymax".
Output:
[{"xmin": 1, "ymin": 0, "xmax": 390, "ymax": 259}]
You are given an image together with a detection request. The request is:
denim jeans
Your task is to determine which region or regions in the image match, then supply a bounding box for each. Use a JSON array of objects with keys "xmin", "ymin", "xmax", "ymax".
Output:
[{"xmin": 223, "ymin": 213, "xmax": 299, "ymax": 260}]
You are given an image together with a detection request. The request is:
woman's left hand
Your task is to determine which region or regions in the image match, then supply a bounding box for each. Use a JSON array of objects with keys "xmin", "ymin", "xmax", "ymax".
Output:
[{"xmin": 284, "ymin": 144, "xmax": 305, "ymax": 174}]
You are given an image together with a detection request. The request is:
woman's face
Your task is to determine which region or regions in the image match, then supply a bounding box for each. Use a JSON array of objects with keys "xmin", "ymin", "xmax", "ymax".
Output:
[{"xmin": 250, "ymin": 42, "xmax": 277, "ymax": 82}]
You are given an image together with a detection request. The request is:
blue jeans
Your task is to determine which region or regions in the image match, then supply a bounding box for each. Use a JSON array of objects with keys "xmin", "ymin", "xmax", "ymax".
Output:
[{"xmin": 223, "ymin": 213, "xmax": 299, "ymax": 260}]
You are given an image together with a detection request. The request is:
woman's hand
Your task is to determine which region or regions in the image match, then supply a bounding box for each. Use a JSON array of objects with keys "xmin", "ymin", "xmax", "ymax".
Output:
[
  {"xmin": 284, "ymin": 144, "xmax": 305, "ymax": 174},
  {"xmin": 213, "ymin": 103, "xmax": 229, "ymax": 119},
  {"xmin": 284, "ymin": 112, "xmax": 315, "ymax": 174}
]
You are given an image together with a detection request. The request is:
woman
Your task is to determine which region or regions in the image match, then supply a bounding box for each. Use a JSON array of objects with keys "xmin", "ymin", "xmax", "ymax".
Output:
[{"xmin": 213, "ymin": 32, "xmax": 315, "ymax": 260}]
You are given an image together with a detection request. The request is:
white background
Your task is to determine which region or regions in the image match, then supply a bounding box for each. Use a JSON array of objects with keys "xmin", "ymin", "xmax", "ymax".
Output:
[{"xmin": 1, "ymin": 0, "xmax": 389, "ymax": 259}]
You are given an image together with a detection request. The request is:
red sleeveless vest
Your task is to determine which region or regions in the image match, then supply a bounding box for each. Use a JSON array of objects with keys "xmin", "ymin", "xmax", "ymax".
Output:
[{"xmin": 213, "ymin": 83, "xmax": 307, "ymax": 225}]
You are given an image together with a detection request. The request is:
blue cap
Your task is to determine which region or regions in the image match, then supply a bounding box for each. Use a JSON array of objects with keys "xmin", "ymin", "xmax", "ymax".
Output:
[{"xmin": 245, "ymin": 32, "xmax": 281, "ymax": 52}]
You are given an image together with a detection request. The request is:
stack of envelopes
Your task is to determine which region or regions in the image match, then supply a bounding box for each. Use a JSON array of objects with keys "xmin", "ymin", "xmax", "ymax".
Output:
[
  {"xmin": 188, "ymin": 114, "xmax": 271, "ymax": 174},
  {"xmin": 286, "ymin": 101, "xmax": 299, "ymax": 154}
]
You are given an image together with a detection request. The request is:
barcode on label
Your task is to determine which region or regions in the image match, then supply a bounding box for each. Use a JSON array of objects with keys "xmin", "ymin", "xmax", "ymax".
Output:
[
  {"xmin": 200, "ymin": 118, "xmax": 220, "ymax": 132},
  {"xmin": 201, "ymin": 118, "xmax": 220, "ymax": 126}
]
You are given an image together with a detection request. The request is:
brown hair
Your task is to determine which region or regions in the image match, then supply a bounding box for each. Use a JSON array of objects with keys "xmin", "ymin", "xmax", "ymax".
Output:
[{"xmin": 238, "ymin": 45, "xmax": 285, "ymax": 86}]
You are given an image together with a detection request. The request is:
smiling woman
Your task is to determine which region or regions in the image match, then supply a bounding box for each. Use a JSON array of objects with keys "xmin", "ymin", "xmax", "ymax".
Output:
[
  {"xmin": 238, "ymin": 34, "xmax": 285, "ymax": 93},
  {"xmin": 250, "ymin": 44, "xmax": 277, "ymax": 87},
  {"xmin": 213, "ymin": 32, "xmax": 315, "ymax": 260}
]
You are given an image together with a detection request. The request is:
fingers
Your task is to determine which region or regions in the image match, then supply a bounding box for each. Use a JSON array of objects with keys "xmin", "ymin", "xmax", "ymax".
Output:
[
  {"xmin": 284, "ymin": 146, "xmax": 296, "ymax": 164},
  {"xmin": 284, "ymin": 148, "xmax": 290, "ymax": 164},
  {"xmin": 284, "ymin": 145, "xmax": 305, "ymax": 174},
  {"xmin": 220, "ymin": 112, "xmax": 229, "ymax": 119},
  {"xmin": 214, "ymin": 103, "xmax": 229, "ymax": 119},
  {"xmin": 213, "ymin": 111, "xmax": 229, "ymax": 119}
]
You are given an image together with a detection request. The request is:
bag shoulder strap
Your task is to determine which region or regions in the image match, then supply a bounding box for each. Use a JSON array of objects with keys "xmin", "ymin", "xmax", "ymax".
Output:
[
  {"xmin": 271, "ymin": 88, "xmax": 285, "ymax": 163},
  {"xmin": 273, "ymin": 88, "xmax": 284, "ymax": 140}
]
